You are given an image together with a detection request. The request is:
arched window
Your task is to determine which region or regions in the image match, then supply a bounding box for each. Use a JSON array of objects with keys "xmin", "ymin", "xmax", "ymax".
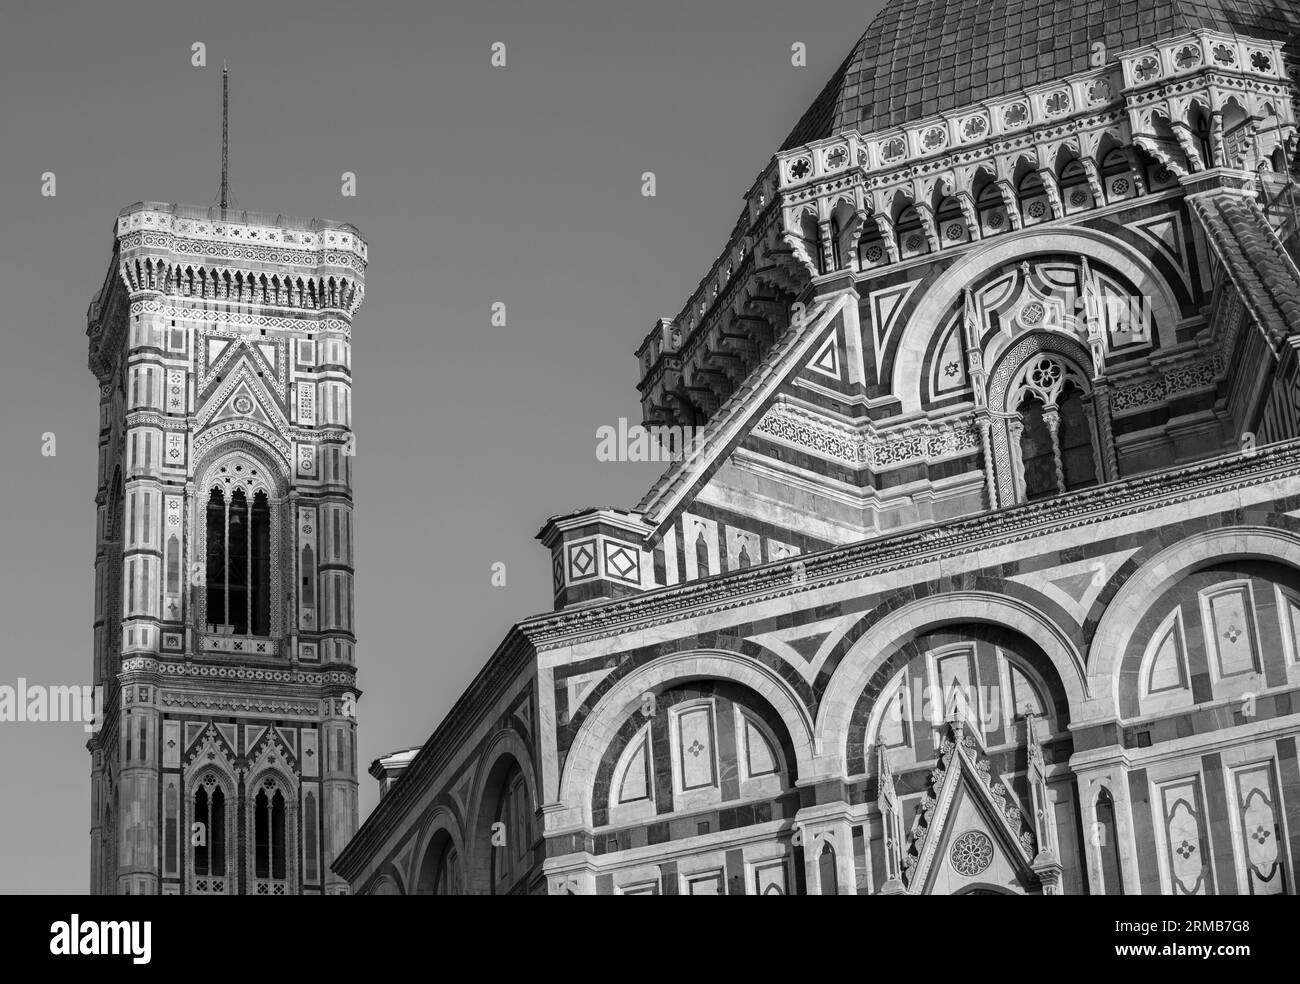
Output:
[
  {"xmin": 936, "ymin": 196, "xmax": 968, "ymax": 247},
  {"xmin": 818, "ymin": 841, "xmax": 839, "ymax": 894},
  {"xmin": 253, "ymin": 781, "xmax": 288, "ymax": 889},
  {"xmin": 1100, "ymin": 148, "xmax": 1136, "ymax": 202},
  {"xmin": 1018, "ymin": 171, "xmax": 1051, "ymax": 225},
  {"xmin": 1095, "ymin": 789, "xmax": 1124, "ymax": 894},
  {"xmin": 434, "ymin": 843, "xmax": 462, "ymax": 895},
  {"xmin": 1057, "ymin": 381, "xmax": 1098, "ymax": 490},
  {"xmin": 205, "ymin": 486, "xmax": 271, "ymax": 635},
  {"xmin": 858, "ymin": 226, "xmax": 888, "ymax": 269},
  {"xmin": 1059, "ymin": 160, "xmax": 1093, "ymax": 213},
  {"xmin": 191, "ymin": 776, "xmax": 227, "ymax": 892},
  {"xmin": 1017, "ymin": 394, "xmax": 1057, "ymax": 501},
  {"xmin": 1008, "ymin": 356, "xmax": 1100, "ymax": 501},
  {"xmin": 975, "ymin": 180, "xmax": 1007, "ymax": 235},
  {"xmin": 416, "ymin": 833, "xmax": 463, "ymax": 894},
  {"xmin": 896, "ymin": 205, "xmax": 929, "ymax": 258},
  {"xmin": 1190, "ymin": 106, "xmax": 1213, "ymax": 169},
  {"xmin": 491, "ymin": 764, "xmax": 532, "ymax": 894},
  {"xmin": 304, "ymin": 790, "xmax": 318, "ymax": 883}
]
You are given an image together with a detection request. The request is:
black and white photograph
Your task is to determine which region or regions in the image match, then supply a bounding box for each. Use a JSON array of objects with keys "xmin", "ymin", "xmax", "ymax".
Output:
[{"xmin": 0, "ymin": 0, "xmax": 1296, "ymax": 961}]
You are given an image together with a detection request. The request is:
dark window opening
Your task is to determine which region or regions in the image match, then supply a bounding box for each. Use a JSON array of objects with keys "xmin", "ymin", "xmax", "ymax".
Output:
[
  {"xmin": 1058, "ymin": 382, "xmax": 1097, "ymax": 491},
  {"xmin": 254, "ymin": 787, "xmax": 286, "ymax": 882},
  {"xmin": 205, "ymin": 486, "xmax": 271, "ymax": 636},
  {"xmin": 1018, "ymin": 395, "xmax": 1057, "ymax": 501}
]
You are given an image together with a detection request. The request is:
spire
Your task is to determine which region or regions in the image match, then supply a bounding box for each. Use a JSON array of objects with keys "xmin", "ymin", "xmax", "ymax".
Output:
[{"xmin": 219, "ymin": 62, "xmax": 230, "ymax": 211}]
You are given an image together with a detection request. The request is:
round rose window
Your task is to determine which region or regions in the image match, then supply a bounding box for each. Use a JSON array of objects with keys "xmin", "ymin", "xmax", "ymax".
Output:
[{"xmin": 950, "ymin": 830, "xmax": 994, "ymax": 876}]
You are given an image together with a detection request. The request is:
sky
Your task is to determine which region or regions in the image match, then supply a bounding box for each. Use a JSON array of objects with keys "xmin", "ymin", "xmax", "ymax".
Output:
[{"xmin": 0, "ymin": 0, "xmax": 878, "ymax": 892}]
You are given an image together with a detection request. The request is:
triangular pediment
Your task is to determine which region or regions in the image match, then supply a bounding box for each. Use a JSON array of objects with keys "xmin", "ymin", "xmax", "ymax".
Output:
[
  {"xmin": 211, "ymin": 378, "xmax": 276, "ymax": 428},
  {"xmin": 197, "ymin": 360, "xmax": 290, "ymax": 440},
  {"xmin": 627, "ymin": 287, "xmax": 992, "ymax": 575},
  {"xmin": 183, "ymin": 722, "xmax": 239, "ymax": 775},
  {"xmin": 199, "ymin": 333, "xmax": 288, "ymax": 402},
  {"xmin": 903, "ymin": 719, "xmax": 1038, "ymax": 895},
  {"xmin": 634, "ymin": 294, "xmax": 850, "ymax": 528},
  {"xmin": 246, "ymin": 726, "xmax": 297, "ymax": 776}
]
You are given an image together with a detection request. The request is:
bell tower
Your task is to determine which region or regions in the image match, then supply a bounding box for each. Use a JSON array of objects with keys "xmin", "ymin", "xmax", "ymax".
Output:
[{"xmin": 85, "ymin": 94, "xmax": 367, "ymax": 892}]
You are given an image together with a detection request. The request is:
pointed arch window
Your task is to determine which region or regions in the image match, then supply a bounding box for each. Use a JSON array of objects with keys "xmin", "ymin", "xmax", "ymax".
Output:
[
  {"xmin": 304, "ymin": 791, "xmax": 319, "ymax": 883},
  {"xmin": 896, "ymin": 205, "xmax": 929, "ymax": 258},
  {"xmin": 1057, "ymin": 382, "xmax": 1098, "ymax": 490},
  {"xmin": 1191, "ymin": 106, "xmax": 1214, "ymax": 169},
  {"xmin": 1100, "ymin": 148, "xmax": 1137, "ymax": 202},
  {"xmin": 205, "ymin": 486, "xmax": 271, "ymax": 635},
  {"xmin": 191, "ymin": 775, "xmax": 227, "ymax": 892},
  {"xmin": 936, "ymin": 196, "xmax": 968, "ymax": 247},
  {"xmin": 492, "ymin": 764, "xmax": 533, "ymax": 894},
  {"xmin": 434, "ymin": 843, "xmax": 462, "ymax": 895},
  {"xmin": 1016, "ymin": 394, "xmax": 1057, "ymax": 500},
  {"xmin": 1095, "ymin": 788, "xmax": 1124, "ymax": 895},
  {"xmin": 1059, "ymin": 160, "xmax": 1094, "ymax": 213},
  {"xmin": 1007, "ymin": 355, "xmax": 1101, "ymax": 502},
  {"xmin": 818, "ymin": 842, "xmax": 839, "ymax": 894},
  {"xmin": 253, "ymin": 781, "xmax": 288, "ymax": 888},
  {"xmin": 1017, "ymin": 171, "xmax": 1050, "ymax": 225},
  {"xmin": 694, "ymin": 530, "xmax": 710, "ymax": 578},
  {"xmin": 975, "ymin": 180, "xmax": 1007, "ymax": 235}
]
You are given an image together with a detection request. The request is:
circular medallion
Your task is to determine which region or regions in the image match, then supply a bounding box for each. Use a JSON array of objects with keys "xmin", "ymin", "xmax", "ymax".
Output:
[
  {"xmin": 233, "ymin": 395, "xmax": 254, "ymax": 415},
  {"xmin": 950, "ymin": 830, "xmax": 994, "ymax": 876},
  {"xmin": 1018, "ymin": 302, "xmax": 1046, "ymax": 327}
]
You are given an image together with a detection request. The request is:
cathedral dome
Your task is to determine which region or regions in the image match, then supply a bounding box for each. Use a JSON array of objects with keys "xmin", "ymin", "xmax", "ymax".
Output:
[{"xmin": 781, "ymin": 0, "xmax": 1300, "ymax": 148}]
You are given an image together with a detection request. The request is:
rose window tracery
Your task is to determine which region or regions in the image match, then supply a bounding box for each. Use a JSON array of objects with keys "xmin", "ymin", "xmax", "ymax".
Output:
[{"xmin": 950, "ymin": 830, "xmax": 994, "ymax": 876}]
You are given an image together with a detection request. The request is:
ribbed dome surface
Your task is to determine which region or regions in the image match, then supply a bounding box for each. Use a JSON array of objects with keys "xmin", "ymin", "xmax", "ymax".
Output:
[{"xmin": 781, "ymin": 0, "xmax": 1300, "ymax": 148}]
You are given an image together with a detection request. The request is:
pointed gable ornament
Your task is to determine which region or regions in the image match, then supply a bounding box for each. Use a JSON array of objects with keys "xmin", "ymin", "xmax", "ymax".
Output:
[
  {"xmin": 962, "ymin": 287, "xmax": 988, "ymax": 409},
  {"xmin": 900, "ymin": 710, "xmax": 1042, "ymax": 894},
  {"xmin": 1079, "ymin": 256, "xmax": 1106, "ymax": 379}
]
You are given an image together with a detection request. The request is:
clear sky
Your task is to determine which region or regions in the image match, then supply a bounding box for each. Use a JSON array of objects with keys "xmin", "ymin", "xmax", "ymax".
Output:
[{"xmin": 0, "ymin": 0, "xmax": 877, "ymax": 892}]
